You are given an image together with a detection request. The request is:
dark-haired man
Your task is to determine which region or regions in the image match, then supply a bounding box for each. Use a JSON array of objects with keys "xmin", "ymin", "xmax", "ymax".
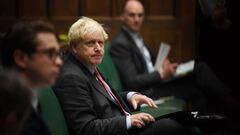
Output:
[{"xmin": 1, "ymin": 20, "xmax": 63, "ymax": 135}]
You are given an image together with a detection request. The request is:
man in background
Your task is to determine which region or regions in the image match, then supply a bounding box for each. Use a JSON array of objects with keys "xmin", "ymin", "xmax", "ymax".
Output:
[{"xmin": 109, "ymin": 0, "xmax": 237, "ymax": 114}]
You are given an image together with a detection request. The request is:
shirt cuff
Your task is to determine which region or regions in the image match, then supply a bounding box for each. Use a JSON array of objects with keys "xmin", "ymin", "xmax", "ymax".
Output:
[
  {"xmin": 126, "ymin": 115, "xmax": 131, "ymax": 129},
  {"xmin": 127, "ymin": 92, "xmax": 139, "ymax": 103},
  {"xmin": 157, "ymin": 68, "xmax": 163, "ymax": 78}
]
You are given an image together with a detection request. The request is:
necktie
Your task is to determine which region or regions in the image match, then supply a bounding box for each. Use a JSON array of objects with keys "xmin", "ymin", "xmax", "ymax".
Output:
[{"xmin": 95, "ymin": 68, "xmax": 129, "ymax": 116}]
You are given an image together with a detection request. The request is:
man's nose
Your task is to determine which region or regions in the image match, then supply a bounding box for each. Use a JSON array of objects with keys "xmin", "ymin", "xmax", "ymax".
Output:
[
  {"xmin": 94, "ymin": 43, "xmax": 101, "ymax": 51},
  {"xmin": 55, "ymin": 56, "xmax": 63, "ymax": 66}
]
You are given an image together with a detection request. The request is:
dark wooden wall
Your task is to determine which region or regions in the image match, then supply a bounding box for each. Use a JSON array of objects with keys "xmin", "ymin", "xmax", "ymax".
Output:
[{"xmin": 0, "ymin": 0, "xmax": 196, "ymax": 62}]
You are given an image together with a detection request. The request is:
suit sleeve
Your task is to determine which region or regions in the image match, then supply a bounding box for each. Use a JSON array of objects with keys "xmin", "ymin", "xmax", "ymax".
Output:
[
  {"xmin": 53, "ymin": 74, "xmax": 128, "ymax": 135},
  {"xmin": 110, "ymin": 41, "xmax": 163, "ymax": 91}
]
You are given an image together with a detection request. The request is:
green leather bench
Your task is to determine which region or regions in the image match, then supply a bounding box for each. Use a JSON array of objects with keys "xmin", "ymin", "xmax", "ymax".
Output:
[
  {"xmin": 39, "ymin": 87, "xmax": 69, "ymax": 135},
  {"xmin": 98, "ymin": 44, "xmax": 122, "ymax": 92}
]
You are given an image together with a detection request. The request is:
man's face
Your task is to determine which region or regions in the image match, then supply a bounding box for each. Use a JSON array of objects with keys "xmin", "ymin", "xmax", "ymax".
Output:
[
  {"xmin": 73, "ymin": 32, "xmax": 105, "ymax": 68},
  {"xmin": 25, "ymin": 32, "xmax": 63, "ymax": 88},
  {"xmin": 122, "ymin": 1, "xmax": 144, "ymax": 33}
]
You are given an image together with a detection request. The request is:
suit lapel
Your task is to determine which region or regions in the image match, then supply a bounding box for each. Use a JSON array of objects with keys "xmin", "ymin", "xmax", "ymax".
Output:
[
  {"xmin": 93, "ymin": 69, "xmax": 131, "ymax": 113},
  {"xmin": 121, "ymin": 28, "xmax": 147, "ymax": 68},
  {"xmin": 90, "ymin": 75, "xmax": 117, "ymax": 104},
  {"xmin": 121, "ymin": 28, "xmax": 143, "ymax": 56},
  {"xmin": 110, "ymin": 86, "xmax": 131, "ymax": 113},
  {"xmin": 90, "ymin": 71, "xmax": 131, "ymax": 113}
]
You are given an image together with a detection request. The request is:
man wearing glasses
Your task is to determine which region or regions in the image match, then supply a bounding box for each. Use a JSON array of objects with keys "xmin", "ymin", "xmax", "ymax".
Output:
[{"xmin": 0, "ymin": 20, "xmax": 63, "ymax": 135}]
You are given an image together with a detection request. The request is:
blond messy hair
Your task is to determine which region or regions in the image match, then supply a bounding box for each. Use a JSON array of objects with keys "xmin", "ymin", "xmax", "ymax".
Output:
[{"xmin": 68, "ymin": 16, "xmax": 108, "ymax": 46}]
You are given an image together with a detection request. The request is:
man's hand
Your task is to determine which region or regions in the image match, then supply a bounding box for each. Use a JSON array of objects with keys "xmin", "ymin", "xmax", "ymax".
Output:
[
  {"xmin": 131, "ymin": 94, "xmax": 158, "ymax": 110},
  {"xmin": 161, "ymin": 59, "xmax": 178, "ymax": 80},
  {"xmin": 131, "ymin": 113, "xmax": 155, "ymax": 128}
]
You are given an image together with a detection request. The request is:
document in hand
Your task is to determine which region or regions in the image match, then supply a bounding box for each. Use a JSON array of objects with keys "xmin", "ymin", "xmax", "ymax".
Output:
[
  {"xmin": 154, "ymin": 42, "xmax": 171, "ymax": 70},
  {"xmin": 174, "ymin": 60, "xmax": 194, "ymax": 77},
  {"xmin": 154, "ymin": 42, "xmax": 195, "ymax": 78}
]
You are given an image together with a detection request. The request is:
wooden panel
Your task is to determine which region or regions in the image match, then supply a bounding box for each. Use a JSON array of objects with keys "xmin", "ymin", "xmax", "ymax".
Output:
[
  {"xmin": 140, "ymin": 0, "xmax": 181, "ymax": 62},
  {"xmin": 0, "ymin": 0, "xmax": 197, "ymax": 62},
  {"xmin": 0, "ymin": 0, "xmax": 17, "ymax": 31},
  {"xmin": 81, "ymin": 0, "xmax": 111, "ymax": 16},
  {"xmin": 179, "ymin": 0, "xmax": 196, "ymax": 60},
  {"xmin": 141, "ymin": 0, "xmax": 196, "ymax": 62},
  {"xmin": 50, "ymin": 0, "xmax": 79, "ymax": 18},
  {"xmin": 147, "ymin": 0, "xmax": 175, "ymax": 16},
  {"xmin": 113, "ymin": 0, "xmax": 126, "ymax": 16},
  {"xmin": 19, "ymin": 0, "xmax": 47, "ymax": 18},
  {"xmin": 142, "ymin": 23, "xmax": 180, "ymax": 62},
  {"xmin": 0, "ymin": 0, "xmax": 16, "ymax": 19}
]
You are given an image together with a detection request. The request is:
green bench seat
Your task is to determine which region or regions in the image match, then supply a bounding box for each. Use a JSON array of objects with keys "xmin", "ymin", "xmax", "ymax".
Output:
[{"xmin": 39, "ymin": 87, "xmax": 69, "ymax": 135}]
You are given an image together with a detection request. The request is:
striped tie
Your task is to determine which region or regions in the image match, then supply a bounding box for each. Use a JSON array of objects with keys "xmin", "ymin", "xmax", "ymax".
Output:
[{"xmin": 95, "ymin": 68, "xmax": 129, "ymax": 116}]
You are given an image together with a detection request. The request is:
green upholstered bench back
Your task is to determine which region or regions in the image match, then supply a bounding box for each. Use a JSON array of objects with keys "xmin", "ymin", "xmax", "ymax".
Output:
[
  {"xmin": 39, "ymin": 87, "xmax": 69, "ymax": 135},
  {"xmin": 98, "ymin": 43, "xmax": 122, "ymax": 92}
]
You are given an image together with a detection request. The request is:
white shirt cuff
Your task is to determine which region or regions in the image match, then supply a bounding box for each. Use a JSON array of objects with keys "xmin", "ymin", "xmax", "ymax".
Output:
[
  {"xmin": 157, "ymin": 68, "xmax": 163, "ymax": 78},
  {"xmin": 126, "ymin": 115, "xmax": 131, "ymax": 129},
  {"xmin": 127, "ymin": 92, "xmax": 137, "ymax": 102}
]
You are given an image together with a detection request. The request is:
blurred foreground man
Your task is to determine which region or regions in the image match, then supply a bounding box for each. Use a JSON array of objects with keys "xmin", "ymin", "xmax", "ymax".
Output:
[{"xmin": 1, "ymin": 20, "xmax": 63, "ymax": 135}]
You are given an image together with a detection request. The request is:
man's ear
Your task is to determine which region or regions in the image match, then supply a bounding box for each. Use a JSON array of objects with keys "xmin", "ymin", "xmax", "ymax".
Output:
[
  {"xmin": 13, "ymin": 50, "xmax": 29, "ymax": 69},
  {"xmin": 70, "ymin": 43, "xmax": 78, "ymax": 54}
]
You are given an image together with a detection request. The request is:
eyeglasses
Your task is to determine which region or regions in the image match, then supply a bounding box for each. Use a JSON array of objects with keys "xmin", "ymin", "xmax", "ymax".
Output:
[{"xmin": 35, "ymin": 48, "xmax": 61, "ymax": 61}]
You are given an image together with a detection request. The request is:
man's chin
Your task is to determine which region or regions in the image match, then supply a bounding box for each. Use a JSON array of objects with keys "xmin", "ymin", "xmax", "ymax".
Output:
[
  {"xmin": 132, "ymin": 28, "xmax": 141, "ymax": 33},
  {"xmin": 43, "ymin": 78, "xmax": 56, "ymax": 87},
  {"xmin": 92, "ymin": 60, "xmax": 102, "ymax": 65}
]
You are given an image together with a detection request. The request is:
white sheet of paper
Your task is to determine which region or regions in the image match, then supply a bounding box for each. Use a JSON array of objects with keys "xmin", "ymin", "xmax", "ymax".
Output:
[
  {"xmin": 175, "ymin": 60, "xmax": 195, "ymax": 77},
  {"xmin": 154, "ymin": 42, "xmax": 171, "ymax": 69}
]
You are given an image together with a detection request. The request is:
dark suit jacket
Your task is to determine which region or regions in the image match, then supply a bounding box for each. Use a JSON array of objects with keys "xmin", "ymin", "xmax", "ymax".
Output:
[
  {"xmin": 53, "ymin": 54, "xmax": 133, "ymax": 135},
  {"xmin": 21, "ymin": 107, "xmax": 52, "ymax": 135},
  {"xmin": 109, "ymin": 27, "xmax": 163, "ymax": 95}
]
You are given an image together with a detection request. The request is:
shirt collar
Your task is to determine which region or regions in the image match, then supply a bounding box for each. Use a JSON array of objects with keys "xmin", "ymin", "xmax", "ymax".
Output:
[
  {"xmin": 123, "ymin": 26, "xmax": 140, "ymax": 39},
  {"xmin": 72, "ymin": 53, "xmax": 96, "ymax": 74},
  {"xmin": 31, "ymin": 88, "xmax": 39, "ymax": 111},
  {"xmin": 84, "ymin": 64, "xmax": 96, "ymax": 75}
]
